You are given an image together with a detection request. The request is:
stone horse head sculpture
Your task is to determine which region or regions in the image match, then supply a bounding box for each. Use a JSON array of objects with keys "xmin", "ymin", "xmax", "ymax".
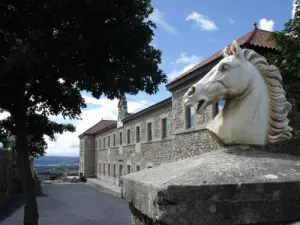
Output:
[{"xmin": 184, "ymin": 40, "xmax": 293, "ymax": 146}]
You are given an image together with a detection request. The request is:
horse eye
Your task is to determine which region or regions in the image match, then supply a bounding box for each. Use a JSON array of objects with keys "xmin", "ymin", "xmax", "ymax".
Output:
[{"xmin": 220, "ymin": 64, "xmax": 229, "ymax": 72}]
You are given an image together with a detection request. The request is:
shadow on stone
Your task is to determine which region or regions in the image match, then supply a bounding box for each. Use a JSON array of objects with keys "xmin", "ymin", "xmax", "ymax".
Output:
[
  {"xmin": 0, "ymin": 195, "xmax": 24, "ymax": 222},
  {"xmin": 224, "ymin": 146, "xmax": 300, "ymax": 161},
  {"xmin": 37, "ymin": 192, "xmax": 49, "ymax": 197},
  {"xmin": 223, "ymin": 139, "xmax": 300, "ymax": 157}
]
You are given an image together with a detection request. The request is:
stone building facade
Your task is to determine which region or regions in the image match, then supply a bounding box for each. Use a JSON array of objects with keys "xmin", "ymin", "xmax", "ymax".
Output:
[{"xmin": 79, "ymin": 26, "xmax": 276, "ymax": 185}]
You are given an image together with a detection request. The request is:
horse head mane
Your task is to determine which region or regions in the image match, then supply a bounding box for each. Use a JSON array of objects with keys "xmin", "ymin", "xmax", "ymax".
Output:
[{"xmin": 222, "ymin": 47, "xmax": 293, "ymax": 143}]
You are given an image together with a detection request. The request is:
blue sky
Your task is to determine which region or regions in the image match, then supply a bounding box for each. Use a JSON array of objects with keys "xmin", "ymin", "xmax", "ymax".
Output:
[
  {"xmin": 44, "ymin": 0, "xmax": 296, "ymax": 156},
  {"xmin": 84, "ymin": 0, "xmax": 295, "ymax": 106}
]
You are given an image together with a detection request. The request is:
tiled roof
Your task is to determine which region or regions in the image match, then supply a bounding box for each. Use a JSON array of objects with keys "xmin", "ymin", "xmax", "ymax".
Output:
[
  {"xmin": 79, "ymin": 97, "xmax": 172, "ymax": 138},
  {"xmin": 122, "ymin": 97, "xmax": 172, "ymax": 123},
  {"xmin": 78, "ymin": 120, "xmax": 117, "ymax": 138},
  {"xmin": 166, "ymin": 26, "xmax": 276, "ymax": 88}
]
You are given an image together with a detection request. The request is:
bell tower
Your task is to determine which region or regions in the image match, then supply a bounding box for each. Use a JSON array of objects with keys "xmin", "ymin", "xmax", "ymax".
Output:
[{"xmin": 117, "ymin": 96, "xmax": 128, "ymax": 128}]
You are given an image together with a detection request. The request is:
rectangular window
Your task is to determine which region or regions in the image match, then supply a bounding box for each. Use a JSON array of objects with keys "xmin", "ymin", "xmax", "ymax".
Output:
[
  {"xmin": 136, "ymin": 165, "xmax": 141, "ymax": 171},
  {"xmin": 147, "ymin": 122, "xmax": 152, "ymax": 141},
  {"xmin": 95, "ymin": 140, "xmax": 98, "ymax": 150},
  {"xmin": 136, "ymin": 126, "xmax": 140, "ymax": 143},
  {"xmin": 186, "ymin": 106, "xmax": 196, "ymax": 129},
  {"xmin": 103, "ymin": 163, "xmax": 106, "ymax": 175},
  {"xmin": 103, "ymin": 137, "xmax": 106, "ymax": 148},
  {"xmin": 119, "ymin": 132, "xmax": 123, "ymax": 145},
  {"xmin": 108, "ymin": 163, "xmax": 111, "ymax": 176},
  {"xmin": 113, "ymin": 134, "xmax": 116, "ymax": 146},
  {"xmin": 99, "ymin": 139, "xmax": 102, "ymax": 149},
  {"xmin": 119, "ymin": 164, "xmax": 123, "ymax": 176},
  {"xmin": 113, "ymin": 164, "xmax": 116, "ymax": 177},
  {"xmin": 127, "ymin": 129, "xmax": 131, "ymax": 144},
  {"xmin": 127, "ymin": 165, "xmax": 131, "ymax": 174},
  {"xmin": 99, "ymin": 163, "xmax": 101, "ymax": 174},
  {"xmin": 161, "ymin": 118, "xmax": 168, "ymax": 138},
  {"xmin": 108, "ymin": 136, "xmax": 110, "ymax": 148}
]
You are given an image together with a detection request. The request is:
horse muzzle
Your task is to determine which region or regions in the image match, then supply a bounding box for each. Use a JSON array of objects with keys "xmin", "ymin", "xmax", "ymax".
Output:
[{"xmin": 184, "ymin": 97, "xmax": 208, "ymax": 114}]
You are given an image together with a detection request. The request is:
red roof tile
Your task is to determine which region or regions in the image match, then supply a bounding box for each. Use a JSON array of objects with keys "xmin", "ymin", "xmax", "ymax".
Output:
[
  {"xmin": 166, "ymin": 27, "xmax": 276, "ymax": 88},
  {"xmin": 78, "ymin": 120, "xmax": 117, "ymax": 137}
]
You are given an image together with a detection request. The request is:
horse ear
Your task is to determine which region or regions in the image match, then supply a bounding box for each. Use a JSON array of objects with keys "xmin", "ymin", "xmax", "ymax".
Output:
[
  {"xmin": 231, "ymin": 40, "xmax": 244, "ymax": 59},
  {"xmin": 222, "ymin": 46, "xmax": 230, "ymax": 57}
]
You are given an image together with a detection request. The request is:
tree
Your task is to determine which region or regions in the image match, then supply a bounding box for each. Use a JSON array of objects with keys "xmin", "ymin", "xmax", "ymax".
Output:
[
  {"xmin": 0, "ymin": 114, "xmax": 75, "ymax": 157},
  {"xmin": 0, "ymin": 126, "xmax": 9, "ymax": 148},
  {"xmin": 267, "ymin": 0, "xmax": 300, "ymax": 138},
  {"xmin": 0, "ymin": 1, "xmax": 166, "ymax": 225}
]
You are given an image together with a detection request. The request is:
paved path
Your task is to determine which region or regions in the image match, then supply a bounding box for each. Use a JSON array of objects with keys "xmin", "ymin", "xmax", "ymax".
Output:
[
  {"xmin": 0, "ymin": 183, "xmax": 131, "ymax": 225},
  {"xmin": 87, "ymin": 178, "xmax": 121, "ymax": 198}
]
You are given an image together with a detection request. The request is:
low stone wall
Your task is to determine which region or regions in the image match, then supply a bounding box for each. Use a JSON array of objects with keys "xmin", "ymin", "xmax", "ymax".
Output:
[{"xmin": 123, "ymin": 146, "xmax": 300, "ymax": 225}]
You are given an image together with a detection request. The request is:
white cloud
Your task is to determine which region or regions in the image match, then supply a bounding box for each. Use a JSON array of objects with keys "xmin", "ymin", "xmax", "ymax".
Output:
[
  {"xmin": 149, "ymin": 8, "xmax": 178, "ymax": 34},
  {"xmin": 258, "ymin": 18, "xmax": 275, "ymax": 31},
  {"xmin": 208, "ymin": 38, "xmax": 216, "ymax": 42},
  {"xmin": 168, "ymin": 63, "xmax": 197, "ymax": 81},
  {"xmin": 168, "ymin": 53, "xmax": 202, "ymax": 81},
  {"xmin": 227, "ymin": 18, "xmax": 235, "ymax": 24},
  {"xmin": 185, "ymin": 11, "xmax": 218, "ymax": 31},
  {"xmin": 175, "ymin": 53, "xmax": 202, "ymax": 65},
  {"xmin": 46, "ymin": 96, "xmax": 151, "ymax": 156},
  {"xmin": 0, "ymin": 96, "xmax": 151, "ymax": 156},
  {"xmin": 292, "ymin": 0, "xmax": 297, "ymax": 18}
]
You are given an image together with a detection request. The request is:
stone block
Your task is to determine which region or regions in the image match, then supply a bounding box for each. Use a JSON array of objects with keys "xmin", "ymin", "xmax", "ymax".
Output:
[{"xmin": 123, "ymin": 147, "xmax": 300, "ymax": 225}]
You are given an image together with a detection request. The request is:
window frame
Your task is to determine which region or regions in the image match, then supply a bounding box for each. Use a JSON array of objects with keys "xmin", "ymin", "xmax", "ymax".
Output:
[
  {"xmin": 113, "ymin": 164, "xmax": 116, "ymax": 177},
  {"xmin": 136, "ymin": 165, "xmax": 141, "ymax": 171},
  {"xmin": 113, "ymin": 134, "xmax": 116, "ymax": 146},
  {"xmin": 147, "ymin": 122, "xmax": 152, "ymax": 141},
  {"xmin": 136, "ymin": 126, "xmax": 140, "ymax": 143},
  {"xmin": 127, "ymin": 165, "xmax": 131, "ymax": 174},
  {"xmin": 161, "ymin": 118, "xmax": 168, "ymax": 139},
  {"xmin": 127, "ymin": 129, "xmax": 131, "ymax": 145},
  {"xmin": 119, "ymin": 132, "xmax": 123, "ymax": 145},
  {"xmin": 186, "ymin": 106, "xmax": 196, "ymax": 129}
]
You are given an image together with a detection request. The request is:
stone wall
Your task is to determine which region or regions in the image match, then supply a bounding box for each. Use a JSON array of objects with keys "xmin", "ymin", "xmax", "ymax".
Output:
[
  {"xmin": 79, "ymin": 138, "xmax": 84, "ymax": 174},
  {"xmin": 81, "ymin": 136, "xmax": 96, "ymax": 177},
  {"xmin": 80, "ymin": 80, "xmax": 225, "ymax": 184},
  {"xmin": 172, "ymin": 83, "xmax": 221, "ymax": 160},
  {"xmin": 94, "ymin": 101, "xmax": 174, "ymax": 184},
  {"xmin": 172, "ymin": 84, "xmax": 213, "ymax": 132},
  {"xmin": 123, "ymin": 146, "xmax": 300, "ymax": 225}
]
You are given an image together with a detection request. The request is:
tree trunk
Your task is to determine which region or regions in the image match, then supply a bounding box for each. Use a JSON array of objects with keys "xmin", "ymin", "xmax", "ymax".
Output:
[{"xmin": 16, "ymin": 113, "xmax": 39, "ymax": 225}]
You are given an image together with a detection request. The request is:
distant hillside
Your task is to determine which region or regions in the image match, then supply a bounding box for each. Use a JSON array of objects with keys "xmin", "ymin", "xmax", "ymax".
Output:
[{"xmin": 35, "ymin": 156, "xmax": 79, "ymax": 167}]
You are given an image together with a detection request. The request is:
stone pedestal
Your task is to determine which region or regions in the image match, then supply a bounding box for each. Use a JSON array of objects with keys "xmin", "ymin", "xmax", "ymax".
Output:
[{"xmin": 123, "ymin": 147, "xmax": 300, "ymax": 225}]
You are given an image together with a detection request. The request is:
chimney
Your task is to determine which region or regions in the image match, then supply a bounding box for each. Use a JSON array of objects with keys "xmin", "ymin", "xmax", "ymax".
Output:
[{"xmin": 253, "ymin": 22, "xmax": 258, "ymax": 29}]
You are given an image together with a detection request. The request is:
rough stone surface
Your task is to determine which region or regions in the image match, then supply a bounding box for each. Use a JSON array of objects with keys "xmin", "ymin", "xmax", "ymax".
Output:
[
  {"xmin": 123, "ymin": 147, "xmax": 300, "ymax": 225},
  {"xmin": 91, "ymin": 103, "xmax": 175, "ymax": 185},
  {"xmin": 174, "ymin": 129, "xmax": 221, "ymax": 160},
  {"xmin": 172, "ymin": 85, "xmax": 213, "ymax": 131}
]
